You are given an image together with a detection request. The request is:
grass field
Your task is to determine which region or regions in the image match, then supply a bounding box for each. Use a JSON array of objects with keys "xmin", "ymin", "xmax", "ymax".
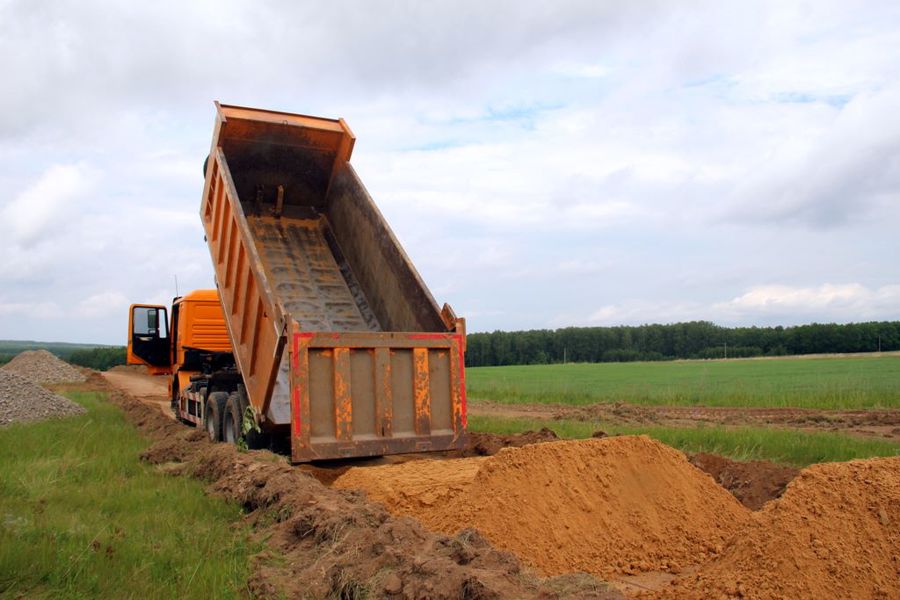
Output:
[
  {"xmin": 0, "ymin": 391, "xmax": 254, "ymax": 598},
  {"xmin": 469, "ymin": 415, "xmax": 900, "ymax": 467},
  {"xmin": 467, "ymin": 355, "xmax": 900, "ymax": 409}
]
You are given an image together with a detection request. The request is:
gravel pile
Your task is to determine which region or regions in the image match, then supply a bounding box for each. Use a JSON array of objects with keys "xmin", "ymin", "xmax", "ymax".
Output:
[
  {"xmin": 2, "ymin": 349, "xmax": 87, "ymax": 384},
  {"xmin": 0, "ymin": 370, "xmax": 86, "ymax": 426}
]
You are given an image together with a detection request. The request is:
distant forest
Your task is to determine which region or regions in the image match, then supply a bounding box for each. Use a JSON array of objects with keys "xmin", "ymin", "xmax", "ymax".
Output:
[{"xmin": 465, "ymin": 321, "xmax": 900, "ymax": 367}]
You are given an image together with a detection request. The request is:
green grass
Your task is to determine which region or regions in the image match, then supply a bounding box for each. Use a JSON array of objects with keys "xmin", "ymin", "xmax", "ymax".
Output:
[
  {"xmin": 467, "ymin": 355, "xmax": 900, "ymax": 409},
  {"xmin": 469, "ymin": 414, "xmax": 900, "ymax": 467},
  {"xmin": 0, "ymin": 391, "xmax": 254, "ymax": 599}
]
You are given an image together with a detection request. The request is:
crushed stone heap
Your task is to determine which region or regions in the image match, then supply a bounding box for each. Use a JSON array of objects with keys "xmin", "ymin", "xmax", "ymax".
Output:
[
  {"xmin": 0, "ymin": 370, "xmax": 86, "ymax": 426},
  {"xmin": 334, "ymin": 435, "xmax": 751, "ymax": 578},
  {"xmin": 2, "ymin": 349, "xmax": 87, "ymax": 384}
]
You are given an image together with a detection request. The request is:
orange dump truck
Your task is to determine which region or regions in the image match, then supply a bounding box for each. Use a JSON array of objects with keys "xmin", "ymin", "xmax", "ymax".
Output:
[{"xmin": 128, "ymin": 103, "xmax": 467, "ymax": 462}]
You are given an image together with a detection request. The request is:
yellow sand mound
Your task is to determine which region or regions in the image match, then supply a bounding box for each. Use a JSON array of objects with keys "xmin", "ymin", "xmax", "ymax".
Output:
[{"xmin": 335, "ymin": 435, "xmax": 750, "ymax": 577}]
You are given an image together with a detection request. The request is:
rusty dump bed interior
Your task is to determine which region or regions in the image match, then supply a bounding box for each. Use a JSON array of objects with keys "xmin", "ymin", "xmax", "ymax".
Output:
[
  {"xmin": 215, "ymin": 105, "xmax": 447, "ymax": 335},
  {"xmin": 201, "ymin": 103, "xmax": 466, "ymax": 462},
  {"xmin": 247, "ymin": 217, "xmax": 380, "ymax": 332}
]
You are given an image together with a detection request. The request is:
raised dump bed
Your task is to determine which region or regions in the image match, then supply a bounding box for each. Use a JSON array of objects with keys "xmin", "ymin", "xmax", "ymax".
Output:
[{"xmin": 200, "ymin": 103, "xmax": 466, "ymax": 462}]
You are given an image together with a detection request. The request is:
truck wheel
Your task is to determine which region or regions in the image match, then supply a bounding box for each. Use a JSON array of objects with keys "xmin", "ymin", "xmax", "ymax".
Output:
[
  {"xmin": 240, "ymin": 393, "xmax": 267, "ymax": 450},
  {"xmin": 204, "ymin": 392, "xmax": 228, "ymax": 442},
  {"xmin": 224, "ymin": 392, "xmax": 242, "ymax": 445},
  {"xmin": 225, "ymin": 390, "xmax": 265, "ymax": 449}
]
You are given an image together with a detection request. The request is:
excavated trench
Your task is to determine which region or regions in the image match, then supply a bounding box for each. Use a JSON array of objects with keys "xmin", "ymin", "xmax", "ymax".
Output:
[{"xmin": 91, "ymin": 369, "xmax": 900, "ymax": 599}]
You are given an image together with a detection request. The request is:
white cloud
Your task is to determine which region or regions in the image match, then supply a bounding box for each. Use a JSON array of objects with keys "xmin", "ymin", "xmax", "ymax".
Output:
[
  {"xmin": 715, "ymin": 284, "xmax": 900, "ymax": 322},
  {"xmin": 75, "ymin": 291, "xmax": 130, "ymax": 319},
  {"xmin": 0, "ymin": 301, "xmax": 62, "ymax": 320},
  {"xmin": 0, "ymin": 164, "xmax": 95, "ymax": 246},
  {"xmin": 0, "ymin": 1, "xmax": 899, "ymax": 342},
  {"xmin": 578, "ymin": 283, "xmax": 900, "ymax": 328},
  {"xmin": 554, "ymin": 62, "xmax": 610, "ymax": 79}
]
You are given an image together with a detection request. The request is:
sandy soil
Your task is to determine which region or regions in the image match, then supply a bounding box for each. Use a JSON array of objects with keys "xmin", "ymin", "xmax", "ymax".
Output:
[
  {"xmin": 89, "ymin": 372, "xmax": 622, "ymax": 599},
  {"xmin": 333, "ymin": 437, "xmax": 753, "ymax": 579},
  {"xmin": 101, "ymin": 366, "xmax": 172, "ymax": 420}
]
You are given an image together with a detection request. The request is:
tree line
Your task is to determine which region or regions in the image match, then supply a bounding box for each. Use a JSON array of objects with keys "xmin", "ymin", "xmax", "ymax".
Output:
[
  {"xmin": 465, "ymin": 321, "xmax": 900, "ymax": 367},
  {"xmin": 67, "ymin": 347, "xmax": 127, "ymax": 371}
]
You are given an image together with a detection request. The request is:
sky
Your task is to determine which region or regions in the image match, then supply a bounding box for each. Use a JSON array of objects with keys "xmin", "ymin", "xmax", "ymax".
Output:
[{"xmin": 1, "ymin": 0, "xmax": 899, "ymax": 344}]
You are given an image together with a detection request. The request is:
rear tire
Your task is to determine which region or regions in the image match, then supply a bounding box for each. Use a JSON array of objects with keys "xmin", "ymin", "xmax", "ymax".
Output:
[
  {"xmin": 225, "ymin": 389, "xmax": 266, "ymax": 449},
  {"xmin": 224, "ymin": 392, "xmax": 241, "ymax": 445},
  {"xmin": 204, "ymin": 392, "xmax": 228, "ymax": 442}
]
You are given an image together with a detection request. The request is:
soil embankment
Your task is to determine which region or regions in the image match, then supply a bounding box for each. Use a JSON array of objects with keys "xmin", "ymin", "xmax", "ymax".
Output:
[
  {"xmin": 93, "ymin": 372, "xmax": 622, "ymax": 599},
  {"xmin": 99, "ymin": 365, "xmax": 899, "ymax": 598},
  {"xmin": 335, "ymin": 437, "xmax": 752, "ymax": 579},
  {"xmin": 654, "ymin": 456, "xmax": 900, "ymax": 599}
]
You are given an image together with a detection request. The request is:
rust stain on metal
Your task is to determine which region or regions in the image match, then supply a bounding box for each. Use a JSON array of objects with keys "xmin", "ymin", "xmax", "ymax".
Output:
[
  {"xmin": 333, "ymin": 347, "xmax": 353, "ymax": 440},
  {"xmin": 413, "ymin": 348, "xmax": 431, "ymax": 435},
  {"xmin": 374, "ymin": 347, "xmax": 393, "ymax": 438}
]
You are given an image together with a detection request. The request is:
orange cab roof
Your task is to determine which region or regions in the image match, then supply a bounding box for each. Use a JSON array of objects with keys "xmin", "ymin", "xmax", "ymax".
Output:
[{"xmin": 179, "ymin": 289, "xmax": 220, "ymax": 302}]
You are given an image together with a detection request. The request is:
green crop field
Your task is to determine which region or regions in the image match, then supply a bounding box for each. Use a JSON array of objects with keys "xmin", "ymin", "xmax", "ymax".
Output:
[
  {"xmin": 0, "ymin": 391, "xmax": 254, "ymax": 598},
  {"xmin": 466, "ymin": 355, "xmax": 900, "ymax": 410}
]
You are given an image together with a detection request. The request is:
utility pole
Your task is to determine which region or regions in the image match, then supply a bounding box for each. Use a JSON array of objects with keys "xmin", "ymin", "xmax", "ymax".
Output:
[
  {"xmin": 563, "ymin": 347, "xmax": 567, "ymax": 364},
  {"xmin": 878, "ymin": 335, "xmax": 881, "ymax": 353},
  {"xmin": 724, "ymin": 341, "xmax": 728, "ymax": 359}
]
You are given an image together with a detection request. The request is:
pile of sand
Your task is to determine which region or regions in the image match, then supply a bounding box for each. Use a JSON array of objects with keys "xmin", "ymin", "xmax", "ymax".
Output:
[
  {"xmin": 334, "ymin": 435, "xmax": 751, "ymax": 578},
  {"xmin": 0, "ymin": 370, "xmax": 86, "ymax": 426},
  {"xmin": 657, "ymin": 456, "xmax": 900, "ymax": 599},
  {"xmin": 2, "ymin": 349, "xmax": 86, "ymax": 384}
]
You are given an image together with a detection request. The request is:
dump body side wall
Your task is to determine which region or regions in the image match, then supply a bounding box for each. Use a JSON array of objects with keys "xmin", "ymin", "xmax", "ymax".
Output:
[
  {"xmin": 200, "ymin": 149, "xmax": 285, "ymax": 418},
  {"xmin": 326, "ymin": 165, "xmax": 447, "ymax": 333}
]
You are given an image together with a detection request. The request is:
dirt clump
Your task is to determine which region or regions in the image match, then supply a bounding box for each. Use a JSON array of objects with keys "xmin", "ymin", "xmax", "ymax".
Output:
[
  {"xmin": 654, "ymin": 456, "xmax": 900, "ymax": 599},
  {"xmin": 462, "ymin": 427, "xmax": 561, "ymax": 456},
  {"xmin": 0, "ymin": 370, "xmax": 86, "ymax": 426},
  {"xmin": 688, "ymin": 453, "xmax": 799, "ymax": 510},
  {"xmin": 2, "ymin": 349, "xmax": 87, "ymax": 384},
  {"xmin": 334, "ymin": 436, "xmax": 751, "ymax": 579}
]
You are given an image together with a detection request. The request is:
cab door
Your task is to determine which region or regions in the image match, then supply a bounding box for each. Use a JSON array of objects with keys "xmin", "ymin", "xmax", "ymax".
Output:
[{"xmin": 127, "ymin": 304, "xmax": 171, "ymax": 371}]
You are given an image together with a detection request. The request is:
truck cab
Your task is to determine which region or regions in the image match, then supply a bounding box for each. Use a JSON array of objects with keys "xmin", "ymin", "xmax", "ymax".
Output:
[{"xmin": 127, "ymin": 290, "xmax": 235, "ymax": 422}]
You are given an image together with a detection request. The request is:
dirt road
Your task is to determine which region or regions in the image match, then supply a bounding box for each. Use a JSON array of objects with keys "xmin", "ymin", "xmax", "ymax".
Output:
[
  {"xmin": 101, "ymin": 367, "xmax": 172, "ymax": 420},
  {"xmin": 471, "ymin": 400, "xmax": 900, "ymax": 441}
]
